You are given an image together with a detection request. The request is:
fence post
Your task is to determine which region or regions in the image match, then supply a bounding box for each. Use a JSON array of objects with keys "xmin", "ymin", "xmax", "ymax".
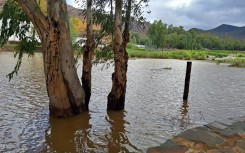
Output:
[{"xmin": 183, "ymin": 61, "xmax": 192, "ymax": 100}]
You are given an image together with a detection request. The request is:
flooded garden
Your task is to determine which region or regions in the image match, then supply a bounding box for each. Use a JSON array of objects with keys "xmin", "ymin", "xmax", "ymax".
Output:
[{"xmin": 0, "ymin": 52, "xmax": 244, "ymax": 152}]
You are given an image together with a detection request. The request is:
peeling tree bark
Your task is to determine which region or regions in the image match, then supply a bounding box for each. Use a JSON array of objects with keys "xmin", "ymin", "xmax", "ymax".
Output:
[
  {"xmin": 82, "ymin": 0, "xmax": 95, "ymax": 110},
  {"xmin": 107, "ymin": 0, "xmax": 131, "ymax": 110},
  {"xmin": 16, "ymin": 0, "xmax": 86, "ymax": 117}
]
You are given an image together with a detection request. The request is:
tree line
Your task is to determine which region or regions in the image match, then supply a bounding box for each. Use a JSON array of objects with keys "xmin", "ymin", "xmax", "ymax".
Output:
[{"xmin": 131, "ymin": 20, "xmax": 245, "ymax": 51}]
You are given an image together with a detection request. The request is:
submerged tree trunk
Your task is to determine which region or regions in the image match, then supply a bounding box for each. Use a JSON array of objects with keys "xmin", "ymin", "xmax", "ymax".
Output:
[
  {"xmin": 107, "ymin": 0, "xmax": 131, "ymax": 110},
  {"xmin": 82, "ymin": 0, "xmax": 95, "ymax": 110},
  {"xmin": 16, "ymin": 0, "xmax": 86, "ymax": 117}
]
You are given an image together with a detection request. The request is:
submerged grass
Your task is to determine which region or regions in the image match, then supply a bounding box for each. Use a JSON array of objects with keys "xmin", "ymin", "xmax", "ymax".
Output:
[
  {"xmin": 216, "ymin": 58, "xmax": 245, "ymax": 68},
  {"xmin": 127, "ymin": 48, "xmax": 245, "ymax": 67},
  {"xmin": 128, "ymin": 48, "xmax": 210, "ymax": 60},
  {"xmin": 230, "ymin": 59, "xmax": 245, "ymax": 67},
  {"xmin": 127, "ymin": 48, "xmax": 245, "ymax": 59}
]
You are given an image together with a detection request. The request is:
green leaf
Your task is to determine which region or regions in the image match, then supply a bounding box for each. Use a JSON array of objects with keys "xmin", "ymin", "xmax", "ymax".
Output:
[{"xmin": 1, "ymin": 0, "xmax": 39, "ymax": 81}]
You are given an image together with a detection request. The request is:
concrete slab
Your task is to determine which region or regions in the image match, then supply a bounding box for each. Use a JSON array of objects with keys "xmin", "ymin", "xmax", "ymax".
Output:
[
  {"xmin": 238, "ymin": 132, "xmax": 245, "ymax": 138},
  {"xmin": 207, "ymin": 121, "xmax": 228, "ymax": 130},
  {"xmin": 235, "ymin": 139, "xmax": 245, "ymax": 151},
  {"xmin": 177, "ymin": 126, "xmax": 225, "ymax": 146},
  {"xmin": 231, "ymin": 122, "xmax": 245, "ymax": 131},
  {"xmin": 146, "ymin": 140, "xmax": 188, "ymax": 153},
  {"xmin": 147, "ymin": 115, "xmax": 245, "ymax": 153},
  {"xmin": 159, "ymin": 140, "xmax": 184, "ymax": 150},
  {"xmin": 206, "ymin": 121, "xmax": 245, "ymax": 137},
  {"xmin": 207, "ymin": 148, "xmax": 236, "ymax": 153},
  {"xmin": 218, "ymin": 118, "xmax": 236, "ymax": 126},
  {"xmin": 231, "ymin": 116, "xmax": 245, "ymax": 122}
]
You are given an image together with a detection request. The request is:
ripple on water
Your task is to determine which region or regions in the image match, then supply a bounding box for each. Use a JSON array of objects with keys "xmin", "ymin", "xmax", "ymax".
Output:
[{"xmin": 1, "ymin": 53, "xmax": 245, "ymax": 152}]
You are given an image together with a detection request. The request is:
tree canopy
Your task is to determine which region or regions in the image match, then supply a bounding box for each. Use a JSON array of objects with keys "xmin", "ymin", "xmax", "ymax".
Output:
[{"xmin": 142, "ymin": 20, "xmax": 245, "ymax": 51}]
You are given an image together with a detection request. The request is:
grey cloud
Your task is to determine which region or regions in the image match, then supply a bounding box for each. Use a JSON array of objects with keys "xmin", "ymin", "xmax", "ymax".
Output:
[{"xmin": 144, "ymin": 0, "xmax": 245, "ymax": 30}]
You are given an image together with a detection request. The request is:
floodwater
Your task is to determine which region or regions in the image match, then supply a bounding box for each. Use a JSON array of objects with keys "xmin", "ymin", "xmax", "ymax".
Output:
[{"xmin": 0, "ymin": 52, "xmax": 244, "ymax": 152}]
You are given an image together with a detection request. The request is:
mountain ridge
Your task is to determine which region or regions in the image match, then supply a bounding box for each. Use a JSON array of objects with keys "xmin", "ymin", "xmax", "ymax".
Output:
[{"xmin": 191, "ymin": 24, "xmax": 245, "ymax": 40}]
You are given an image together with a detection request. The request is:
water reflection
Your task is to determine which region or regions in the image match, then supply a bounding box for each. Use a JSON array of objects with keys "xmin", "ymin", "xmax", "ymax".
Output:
[
  {"xmin": 106, "ymin": 111, "xmax": 141, "ymax": 153},
  {"xmin": 44, "ymin": 112, "xmax": 93, "ymax": 153},
  {"xmin": 43, "ymin": 111, "xmax": 141, "ymax": 153},
  {"xmin": 179, "ymin": 100, "xmax": 190, "ymax": 129}
]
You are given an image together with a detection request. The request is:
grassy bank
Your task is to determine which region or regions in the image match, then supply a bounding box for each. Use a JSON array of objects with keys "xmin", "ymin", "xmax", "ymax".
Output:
[
  {"xmin": 127, "ymin": 48, "xmax": 207, "ymax": 60},
  {"xmin": 216, "ymin": 58, "xmax": 245, "ymax": 68},
  {"xmin": 2, "ymin": 44, "xmax": 245, "ymax": 67},
  {"xmin": 127, "ymin": 48, "xmax": 245, "ymax": 67},
  {"xmin": 127, "ymin": 48, "xmax": 245, "ymax": 59}
]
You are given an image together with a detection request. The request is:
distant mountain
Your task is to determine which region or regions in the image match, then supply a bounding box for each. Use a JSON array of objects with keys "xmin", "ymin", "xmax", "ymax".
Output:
[
  {"xmin": 67, "ymin": 5, "xmax": 85, "ymax": 20},
  {"xmin": 191, "ymin": 24, "xmax": 245, "ymax": 40},
  {"xmin": 208, "ymin": 24, "xmax": 239, "ymax": 33},
  {"xmin": 129, "ymin": 20, "xmax": 150, "ymax": 33},
  {"xmin": 190, "ymin": 28, "xmax": 206, "ymax": 33}
]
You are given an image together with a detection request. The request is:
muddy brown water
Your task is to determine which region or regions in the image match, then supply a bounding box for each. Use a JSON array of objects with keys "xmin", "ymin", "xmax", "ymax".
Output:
[{"xmin": 0, "ymin": 52, "xmax": 244, "ymax": 152}]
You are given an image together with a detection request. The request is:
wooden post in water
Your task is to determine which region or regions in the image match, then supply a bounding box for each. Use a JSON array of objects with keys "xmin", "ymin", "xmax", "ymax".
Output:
[{"xmin": 183, "ymin": 61, "xmax": 192, "ymax": 100}]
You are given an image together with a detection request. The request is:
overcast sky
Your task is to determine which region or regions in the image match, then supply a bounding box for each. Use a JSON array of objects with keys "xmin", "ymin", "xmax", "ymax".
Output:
[{"xmin": 67, "ymin": 0, "xmax": 245, "ymax": 30}]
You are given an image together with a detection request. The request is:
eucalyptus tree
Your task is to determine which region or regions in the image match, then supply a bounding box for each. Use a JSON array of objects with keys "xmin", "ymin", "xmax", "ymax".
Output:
[
  {"xmin": 74, "ymin": 0, "xmax": 114, "ymax": 110},
  {"xmin": 82, "ymin": 0, "xmax": 95, "ymax": 110},
  {"xmin": 0, "ymin": 0, "xmax": 86, "ymax": 117},
  {"xmin": 107, "ymin": 0, "xmax": 151, "ymax": 110},
  {"xmin": 78, "ymin": 0, "xmax": 149, "ymax": 110},
  {"xmin": 91, "ymin": 0, "xmax": 149, "ymax": 110},
  {"xmin": 147, "ymin": 20, "xmax": 168, "ymax": 49},
  {"xmin": 107, "ymin": 0, "xmax": 132, "ymax": 110},
  {"xmin": 87, "ymin": 0, "xmax": 133, "ymax": 110}
]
